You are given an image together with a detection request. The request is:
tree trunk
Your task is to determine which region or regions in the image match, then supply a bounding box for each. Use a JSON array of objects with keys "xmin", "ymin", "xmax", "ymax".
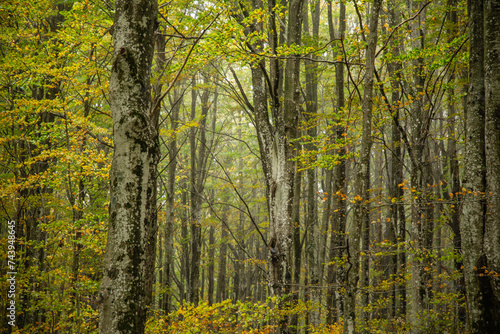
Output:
[
  {"xmin": 344, "ymin": 1, "xmax": 382, "ymax": 333},
  {"xmin": 405, "ymin": 3, "xmax": 435, "ymax": 332},
  {"xmin": 460, "ymin": 1, "xmax": 490, "ymax": 332},
  {"xmin": 216, "ymin": 209, "xmax": 229, "ymax": 303},
  {"xmin": 180, "ymin": 177, "xmax": 189, "ymax": 302},
  {"xmin": 237, "ymin": 0, "xmax": 304, "ymax": 331},
  {"xmin": 326, "ymin": 0, "xmax": 347, "ymax": 325},
  {"xmin": 303, "ymin": 0, "xmax": 320, "ymax": 326},
  {"xmin": 290, "ymin": 167, "xmax": 302, "ymax": 334},
  {"xmin": 483, "ymin": 0, "xmax": 500, "ymax": 328},
  {"xmin": 443, "ymin": 2, "xmax": 465, "ymax": 319},
  {"xmin": 208, "ymin": 224, "xmax": 215, "ymax": 305},
  {"xmin": 163, "ymin": 87, "xmax": 181, "ymax": 312},
  {"xmin": 387, "ymin": 1, "xmax": 406, "ymax": 317},
  {"xmin": 189, "ymin": 78, "xmax": 213, "ymax": 305},
  {"xmin": 387, "ymin": 27, "xmax": 406, "ymax": 315},
  {"xmin": 99, "ymin": 0, "xmax": 159, "ymax": 332}
]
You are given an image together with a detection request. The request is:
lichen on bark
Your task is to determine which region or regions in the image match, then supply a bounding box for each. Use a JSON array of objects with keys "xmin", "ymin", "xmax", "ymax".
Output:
[{"xmin": 99, "ymin": 0, "xmax": 159, "ymax": 333}]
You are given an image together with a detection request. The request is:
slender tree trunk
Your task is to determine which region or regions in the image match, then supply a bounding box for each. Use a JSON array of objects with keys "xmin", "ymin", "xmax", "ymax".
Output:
[
  {"xmin": 208, "ymin": 224, "xmax": 215, "ymax": 305},
  {"xmin": 291, "ymin": 167, "xmax": 302, "ymax": 334},
  {"xmin": 180, "ymin": 177, "xmax": 189, "ymax": 302},
  {"xmin": 189, "ymin": 79, "xmax": 212, "ymax": 305},
  {"xmin": 344, "ymin": 1, "xmax": 382, "ymax": 333},
  {"xmin": 444, "ymin": 2, "xmax": 465, "ymax": 318},
  {"xmin": 406, "ymin": 3, "xmax": 434, "ymax": 332},
  {"xmin": 326, "ymin": 0, "xmax": 347, "ymax": 325},
  {"xmin": 189, "ymin": 82, "xmax": 201, "ymax": 305},
  {"xmin": 216, "ymin": 209, "xmax": 229, "ymax": 303},
  {"xmin": 387, "ymin": 50, "xmax": 406, "ymax": 317},
  {"xmin": 386, "ymin": 2, "xmax": 407, "ymax": 312},
  {"xmin": 163, "ymin": 88, "xmax": 180, "ymax": 312},
  {"xmin": 390, "ymin": 105, "xmax": 406, "ymax": 320},
  {"xmin": 99, "ymin": 0, "xmax": 159, "ymax": 332},
  {"xmin": 379, "ymin": 20, "xmax": 396, "ymax": 319},
  {"xmin": 303, "ymin": 0, "xmax": 320, "ymax": 326}
]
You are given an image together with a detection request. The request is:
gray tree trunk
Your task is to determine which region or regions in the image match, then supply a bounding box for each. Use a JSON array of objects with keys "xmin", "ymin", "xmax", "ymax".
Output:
[
  {"xmin": 443, "ymin": 2, "xmax": 464, "ymax": 320},
  {"xmin": 405, "ymin": 3, "xmax": 435, "ymax": 332},
  {"xmin": 189, "ymin": 78, "xmax": 215, "ymax": 305},
  {"xmin": 386, "ymin": 0, "xmax": 407, "ymax": 319},
  {"xmin": 460, "ymin": 1, "xmax": 489, "ymax": 332},
  {"xmin": 343, "ymin": 1, "xmax": 382, "ymax": 333},
  {"xmin": 162, "ymin": 86, "xmax": 182, "ymax": 312},
  {"xmin": 235, "ymin": 0, "xmax": 303, "ymax": 331},
  {"xmin": 326, "ymin": 0, "xmax": 347, "ymax": 325},
  {"xmin": 483, "ymin": 0, "xmax": 500, "ymax": 329},
  {"xmin": 383, "ymin": 2, "xmax": 402, "ymax": 320},
  {"xmin": 291, "ymin": 166, "xmax": 302, "ymax": 334},
  {"xmin": 303, "ymin": 0, "xmax": 321, "ymax": 326},
  {"xmin": 180, "ymin": 177, "xmax": 189, "ymax": 302},
  {"xmin": 99, "ymin": 0, "xmax": 159, "ymax": 332},
  {"xmin": 208, "ymin": 223, "xmax": 215, "ymax": 305},
  {"xmin": 216, "ymin": 208, "xmax": 229, "ymax": 303}
]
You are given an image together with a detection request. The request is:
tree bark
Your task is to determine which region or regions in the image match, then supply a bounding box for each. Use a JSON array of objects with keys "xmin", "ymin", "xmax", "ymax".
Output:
[
  {"xmin": 483, "ymin": 0, "xmax": 500, "ymax": 328},
  {"xmin": 208, "ymin": 223, "xmax": 215, "ymax": 305},
  {"xmin": 326, "ymin": 0, "xmax": 347, "ymax": 325},
  {"xmin": 180, "ymin": 177, "xmax": 189, "ymax": 302},
  {"xmin": 216, "ymin": 209, "xmax": 229, "ymax": 303},
  {"xmin": 162, "ymin": 85, "xmax": 182, "ymax": 312},
  {"xmin": 290, "ymin": 166, "xmax": 302, "ymax": 334},
  {"xmin": 189, "ymin": 78, "xmax": 214, "ymax": 305},
  {"xmin": 236, "ymin": 0, "xmax": 303, "ymax": 331},
  {"xmin": 303, "ymin": 0, "xmax": 321, "ymax": 326},
  {"xmin": 460, "ymin": 1, "xmax": 490, "ymax": 332},
  {"xmin": 344, "ymin": 1, "xmax": 382, "ymax": 333},
  {"xmin": 99, "ymin": 0, "xmax": 159, "ymax": 332}
]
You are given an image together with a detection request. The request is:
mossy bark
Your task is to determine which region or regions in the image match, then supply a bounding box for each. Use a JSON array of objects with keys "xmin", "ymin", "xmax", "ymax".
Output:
[{"xmin": 98, "ymin": 0, "xmax": 159, "ymax": 333}]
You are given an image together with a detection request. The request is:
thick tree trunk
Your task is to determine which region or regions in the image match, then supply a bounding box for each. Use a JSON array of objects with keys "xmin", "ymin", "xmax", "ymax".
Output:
[
  {"xmin": 270, "ymin": 2, "xmax": 303, "ymax": 332},
  {"xmin": 483, "ymin": 0, "xmax": 500, "ymax": 328},
  {"xmin": 99, "ymin": 0, "xmax": 159, "ymax": 332},
  {"xmin": 460, "ymin": 1, "xmax": 491, "ymax": 332},
  {"xmin": 239, "ymin": 0, "xmax": 303, "ymax": 331},
  {"xmin": 235, "ymin": 0, "xmax": 303, "ymax": 330}
]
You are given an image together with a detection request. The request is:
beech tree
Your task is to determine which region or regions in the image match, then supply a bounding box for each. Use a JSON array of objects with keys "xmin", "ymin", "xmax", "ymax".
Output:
[
  {"xmin": 98, "ymin": 0, "xmax": 159, "ymax": 333},
  {"xmin": 461, "ymin": 0, "xmax": 500, "ymax": 332}
]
